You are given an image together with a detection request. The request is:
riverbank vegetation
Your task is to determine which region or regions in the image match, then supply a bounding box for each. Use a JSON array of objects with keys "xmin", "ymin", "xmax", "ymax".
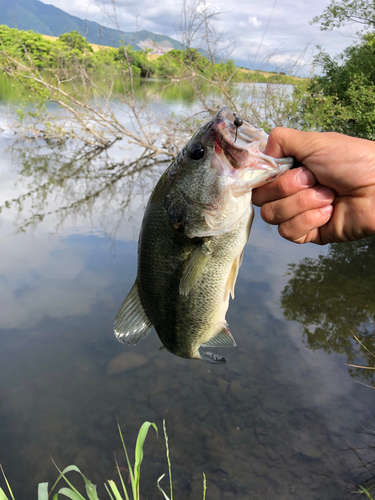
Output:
[
  {"xmin": 0, "ymin": 25, "xmax": 299, "ymax": 84},
  {"xmin": 0, "ymin": 0, "xmax": 303, "ymax": 162},
  {"xmin": 0, "ymin": 421, "xmax": 208, "ymax": 500},
  {"xmin": 294, "ymin": 0, "xmax": 375, "ymax": 140}
]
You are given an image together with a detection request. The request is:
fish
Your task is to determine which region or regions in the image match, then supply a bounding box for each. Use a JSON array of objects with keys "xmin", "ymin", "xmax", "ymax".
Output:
[{"xmin": 114, "ymin": 106, "xmax": 293, "ymax": 364}]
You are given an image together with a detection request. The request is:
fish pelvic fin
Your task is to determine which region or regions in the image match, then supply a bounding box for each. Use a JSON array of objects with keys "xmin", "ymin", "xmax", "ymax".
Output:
[
  {"xmin": 226, "ymin": 250, "xmax": 245, "ymax": 300},
  {"xmin": 114, "ymin": 280, "xmax": 153, "ymax": 345},
  {"xmin": 199, "ymin": 350, "xmax": 226, "ymax": 364},
  {"xmin": 179, "ymin": 241, "xmax": 213, "ymax": 296},
  {"xmin": 201, "ymin": 324, "xmax": 236, "ymax": 348}
]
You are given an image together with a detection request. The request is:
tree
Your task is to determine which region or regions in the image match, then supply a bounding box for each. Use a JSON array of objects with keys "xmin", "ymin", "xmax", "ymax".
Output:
[
  {"xmin": 294, "ymin": 0, "xmax": 375, "ymax": 139},
  {"xmin": 294, "ymin": 32, "xmax": 375, "ymax": 139},
  {"xmin": 58, "ymin": 31, "xmax": 93, "ymax": 54},
  {"xmin": 0, "ymin": 1, "xmax": 298, "ymax": 164},
  {"xmin": 311, "ymin": 0, "xmax": 375, "ymax": 33}
]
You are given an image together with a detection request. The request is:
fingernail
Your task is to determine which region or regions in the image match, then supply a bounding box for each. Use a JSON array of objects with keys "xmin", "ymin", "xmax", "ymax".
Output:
[
  {"xmin": 297, "ymin": 167, "xmax": 315, "ymax": 187},
  {"xmin": 316, "ymin": 186, "xmax": 334, "ymax": 201},
  {"xmin": 320, "ymin": 204, "xmax": 333, "ymax": 215}
]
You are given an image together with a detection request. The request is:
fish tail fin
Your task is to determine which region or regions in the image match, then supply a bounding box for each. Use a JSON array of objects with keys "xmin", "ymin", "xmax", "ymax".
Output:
[
  {"xmin": 199, "ymin": 350, "xmax": 226, "ymax": 364},
  {"xmin": 114, "ymin": 280, "xmax": 153, "ymax": 345}
]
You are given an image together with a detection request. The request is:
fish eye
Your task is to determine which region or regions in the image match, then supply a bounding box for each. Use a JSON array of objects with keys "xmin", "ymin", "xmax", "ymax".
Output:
[{"xmin": 189, "ymin": 142, "xmax": 205, "ymax": 161}]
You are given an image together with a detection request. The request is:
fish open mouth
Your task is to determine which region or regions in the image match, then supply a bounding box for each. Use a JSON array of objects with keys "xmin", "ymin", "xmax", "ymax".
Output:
[{"xmin": 212, "ymin": 106, "xmax": 293, "ymax": 176}]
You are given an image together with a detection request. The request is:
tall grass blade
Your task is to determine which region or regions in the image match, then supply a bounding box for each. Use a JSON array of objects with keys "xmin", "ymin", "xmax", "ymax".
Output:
[
  {"xmin": 107, "ymin": 480, "xmax": 124, "ymax": 500},
  {"xmin": 116, "ymin": 422, "xmax": 136, "ymax": 499},
  {"xmin": 359, "ymin": 485, "xmax": 374, "ymax": 499},
  {"xmin": 37, "ymin": 483, "xmax": 49, "ymax": 500},
  {"xmin": 114, "ymin": 458, "xmax": 130, "ymax": 500},
  {"xmin": 133, "ymin": 422, "xmax": 158, "ymax": 498},
  {"xmin": 203, "ymin": 473, "xmax": 207, "ymax": 500},
  {"xmin": 359, "ymin": 486, "xmax": 373, "ymax": 499},
  {"xmin": 54, "ymin": 488, "xmax": 82, "ymax": 500},
  {"xmin": 162, "ymin": 420, "xmax": 173, "ymax": 500},
  {"xmin": 104, "ymin": 483, "xmax": 116, "ymax": 500},
  {"xmin": 0, "ymin": 488, "xmax": 11, "ymax": 500},
  {"xmin": 346, "ymin": 364, "xmax": 375, "ymax": 370},
  {"xmin": 0, "ymin": 465, "xmax": 15, "ymax": 500},
  {"xmin": 353, "ymin": 334, "xmax": 375, "ymax": 360},
  {"xmin": 50, "ymin": 462, "xmax": 88, "ymax": 500},
  {"xmin": 156, "ymin": 474, "xmax": 170, "ymax": 500}
]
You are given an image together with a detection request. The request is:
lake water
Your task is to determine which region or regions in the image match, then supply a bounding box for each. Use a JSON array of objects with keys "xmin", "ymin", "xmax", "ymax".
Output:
[{"xmin": 0, "ymin": 76, "xmax": 374, "ymax": 499}]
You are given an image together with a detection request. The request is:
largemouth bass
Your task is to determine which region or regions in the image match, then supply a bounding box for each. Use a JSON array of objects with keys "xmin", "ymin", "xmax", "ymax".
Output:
[{"xmin": 114, "ymin": 106, "xmax": 293, "ymax": 363}]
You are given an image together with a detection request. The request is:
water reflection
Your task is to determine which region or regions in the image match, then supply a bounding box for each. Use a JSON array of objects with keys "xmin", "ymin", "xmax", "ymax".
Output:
[
  {"xmin": 2, "ymin": 138, "xmax": 167, "ymax": 236},
  {"xmin": 281, "ymin": 238, "xmax": 375, "ymax": 386},
  {"xmin": 1, "ymin": 86, "xmax": 375, "ymax": 499}
]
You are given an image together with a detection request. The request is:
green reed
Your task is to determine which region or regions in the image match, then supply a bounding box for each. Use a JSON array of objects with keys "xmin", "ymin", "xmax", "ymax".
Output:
[{"xmin": 0, "ymin": 421, "xmax": 207, "ymax": 500}]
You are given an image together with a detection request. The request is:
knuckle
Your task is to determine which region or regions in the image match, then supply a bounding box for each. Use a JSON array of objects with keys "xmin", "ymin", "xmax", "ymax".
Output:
[
  {"xmin": 300, "ymin": 209, "xmax": 315, "ymax": 227},
  {"xmin": 278, "ymin": 223, "xmax": 306, "ymax": 244},
  {"xmin": 278, "ymin": 221, "xmax": 295, "ymax": 241},
  {"xmin": 268, "ymin": 127, "xmax": 284, "ymax": 142},
  {"xmin": 275, "ymin": 175, "xmax": 291, "ymax": 198},
  {"xmin": 260, "ymin": 203, "xmax": 275, "ymax": 224}
]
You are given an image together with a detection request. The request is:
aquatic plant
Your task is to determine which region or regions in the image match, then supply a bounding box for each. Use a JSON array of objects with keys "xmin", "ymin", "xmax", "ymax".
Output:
[{"xmin": 0, "ymin": 420, "xmax": 207, "ymax": 500}]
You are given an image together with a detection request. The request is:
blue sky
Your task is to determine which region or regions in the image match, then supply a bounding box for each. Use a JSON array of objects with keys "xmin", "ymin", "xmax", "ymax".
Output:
[{"xmin": 42, "ymin": 0, "xmax": 360, "ymax": 74}]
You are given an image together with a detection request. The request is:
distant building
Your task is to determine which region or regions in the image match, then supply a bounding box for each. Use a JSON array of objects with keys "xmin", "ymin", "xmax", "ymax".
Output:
[{"xmin": 138, "ymin": 39, "xmax": 174, "ymax": 54}]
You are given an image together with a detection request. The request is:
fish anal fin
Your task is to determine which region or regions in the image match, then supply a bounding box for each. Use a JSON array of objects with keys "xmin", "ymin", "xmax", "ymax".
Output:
[
  {"xmin": 199, "ymin": 351, "xmax": 226, "ymax": 364},
  {"xmin": 201, "ymin": 325, "xmax": 237, "ymax": 348},
  {"xmin": 114, "ymin": 280, "xmax": 153, "ymax": 345},
  {"xmin": 179, "ymin": 242, "xmax": 212, "ymax": 296}
]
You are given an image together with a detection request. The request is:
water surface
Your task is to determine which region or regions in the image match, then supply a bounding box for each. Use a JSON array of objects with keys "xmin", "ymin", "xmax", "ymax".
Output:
[{"xmin": 0, "ymin": 81, "xmax": 374, "ymax": 499}]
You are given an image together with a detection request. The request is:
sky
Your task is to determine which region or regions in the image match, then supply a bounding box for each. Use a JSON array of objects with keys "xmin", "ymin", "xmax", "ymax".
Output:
[{"xmin": 40, "ymin": 0, "xmax": 360, "ymax": 75}]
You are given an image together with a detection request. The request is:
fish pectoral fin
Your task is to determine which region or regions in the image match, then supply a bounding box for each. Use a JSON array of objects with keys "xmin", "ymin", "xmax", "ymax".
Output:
[
  {"xmin": 201, "ymin": 325, "xmax": 237, "ymax": 347},
  {"xmin": 226, "ymin": 250, "xmax": 244, "ymax": 300},
  {"xmin": 199, "ymin": 350, "xmax": 226, "ymax": 364},
  {"xmin": 114, "ymin": 280, "xmax": 153, "ymax": 345},
  {"xmin": 179, "ymin": 241, "xmax": 213, "ymax": 296}
]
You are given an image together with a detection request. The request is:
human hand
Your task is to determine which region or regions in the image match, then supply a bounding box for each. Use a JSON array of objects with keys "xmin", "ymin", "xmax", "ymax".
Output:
[{"xmin": 252, "ymin": 128, "xmax": 375, "ymax": 244}]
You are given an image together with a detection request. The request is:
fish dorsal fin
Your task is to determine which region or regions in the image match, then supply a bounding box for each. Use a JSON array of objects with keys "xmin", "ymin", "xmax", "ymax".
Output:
[
  {"xmin": 199, "ymin": 351, "xmax": 226, "ymax": 364},
  {"xmin": 201, "ymin": 325, "xmax": 237, "ymax": 347},
  {"xmin": 179, "ymin": 242, "xmax": 213, "ymax": 296},
  {"xmin": 114, "ymin": 281, "xmax": 153, "ymax": 345}
]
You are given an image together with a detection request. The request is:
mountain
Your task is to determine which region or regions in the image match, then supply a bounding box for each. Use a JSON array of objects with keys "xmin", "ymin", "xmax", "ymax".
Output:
[{"xmin": 0, "ymin": 0, "xmax": 183, "ymax": 52}]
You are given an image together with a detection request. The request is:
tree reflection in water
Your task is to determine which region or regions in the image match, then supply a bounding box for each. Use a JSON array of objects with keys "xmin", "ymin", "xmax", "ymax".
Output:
[
  {"xmin": 1, "ymin": 138, "xmax": 167, "ymax": 235},
  {"xmin": 281, "ymin": 238, "xmax": 375, "ymax": 385},
  {"xmin": 281, "ymin": 239, "xmax": 375, "ymax": 493}
]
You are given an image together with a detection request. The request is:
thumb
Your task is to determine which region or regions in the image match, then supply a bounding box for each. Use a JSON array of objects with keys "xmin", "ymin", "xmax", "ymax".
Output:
[{"xmin": 265, "ymin": 127, "xmax": 311, "ymax": 161}]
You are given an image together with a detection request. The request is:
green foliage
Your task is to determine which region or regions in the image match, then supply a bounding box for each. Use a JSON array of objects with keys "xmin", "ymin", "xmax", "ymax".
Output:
[
  {"xmin": 0, "ymin": 421, "xmax": 208, "ymax": 500},
  {"xmin": 0, "ymin": 25, "xmax": 296, "ymax": 86},
  {"xmin": 359, "ymin": 485, "xmax": 375, "ymax": 499},
  {"xmin": 311, "ymin": 0, "xmax": 375, "ymax": 33},
  {"xmin": 295, "ymin": 33, "xmax": 375, "ymax": 139},
  {"xmin": 0, "ymin": 25, "xmax": 53, "ymax": 68},
  {"xmin": 58, "ymin": 32, "xmax": 93, "ymax": 53}
]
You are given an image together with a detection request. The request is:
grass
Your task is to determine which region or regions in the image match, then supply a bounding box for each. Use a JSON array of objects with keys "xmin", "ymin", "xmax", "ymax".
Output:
[
  {"xmin": 0, "ymin": 420, "xmax": 207, "ymax": 500},
  {"xmin": 346, "ymin": 334, "xmax": 375, "ymax": 390}
]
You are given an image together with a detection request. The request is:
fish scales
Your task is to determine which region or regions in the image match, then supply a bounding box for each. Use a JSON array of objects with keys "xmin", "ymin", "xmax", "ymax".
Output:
[
  {"xmin": 138, "ymin": 174, "xmax": 252, "ymax": 357},
  {"xmin": 114, "ymin": 106, "xmax": 293, "ymax": 364}
]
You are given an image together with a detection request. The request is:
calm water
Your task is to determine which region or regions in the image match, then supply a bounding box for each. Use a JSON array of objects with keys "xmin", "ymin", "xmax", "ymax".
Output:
[{"xmin": 0, "ymin": 77, "xmax": 374, "ymax": 499}]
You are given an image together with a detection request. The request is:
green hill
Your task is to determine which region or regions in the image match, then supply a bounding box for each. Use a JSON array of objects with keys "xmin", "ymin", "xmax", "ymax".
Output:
[{"xmin": 0, "ymin": 0, "xmax": 182, "ymax": 51}]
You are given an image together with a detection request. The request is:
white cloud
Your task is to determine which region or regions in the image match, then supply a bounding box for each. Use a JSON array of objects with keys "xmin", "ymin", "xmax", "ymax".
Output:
[
  {"xmin": 248, "ymin": 16, "xmax": 262, "ymax": 28},
  {"xmin": 37, "ymin": 0, "xmax": 359, "ymax": 74}
]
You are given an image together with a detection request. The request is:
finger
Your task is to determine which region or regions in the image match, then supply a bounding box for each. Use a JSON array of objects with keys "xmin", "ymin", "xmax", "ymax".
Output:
[
  {"xmin": 260, "ymin": 185, "xmax": 336, "ymax": 225},
  {"xmin": 252, "ymin": 166, "xmax": 317, "ymax": 206},
  {"xmin": 264, "ymin": 127, "xmax": 316, "ymax": 160},
  {"xmin": 278, "ymin": 205, "xmax": 334, "ymax": 244}
]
